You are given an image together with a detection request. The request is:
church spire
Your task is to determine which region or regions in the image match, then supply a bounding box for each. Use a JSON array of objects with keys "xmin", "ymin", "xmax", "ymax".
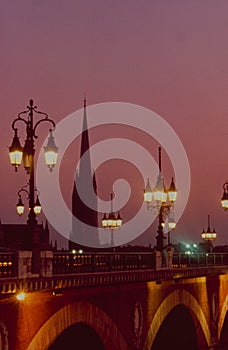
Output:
[
  {"xmin": 71, "ymin": 96, "xmax": 99, "ymax": 251},
  {"xmin": 80, "ymin": 94, "xmax": 90, "ymax": 161},
  {"xmin": 84, "ymin": 93, "xmax": 86, "ymax": 108}
]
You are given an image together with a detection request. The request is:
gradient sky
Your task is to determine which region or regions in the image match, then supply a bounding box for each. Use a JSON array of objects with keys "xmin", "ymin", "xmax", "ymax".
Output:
[{"xmin": 0, "ymin": 0, "xmax": 228, "ymax": 248}]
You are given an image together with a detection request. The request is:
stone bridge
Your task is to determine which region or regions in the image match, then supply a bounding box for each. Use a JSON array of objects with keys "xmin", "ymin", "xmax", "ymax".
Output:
[{"xmin": 0, "ymin": 267, "xmax": 227, "ymax": 350}]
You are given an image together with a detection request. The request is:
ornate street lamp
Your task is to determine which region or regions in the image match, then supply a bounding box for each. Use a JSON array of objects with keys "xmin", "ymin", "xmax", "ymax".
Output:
[
  {"xmin": 102, "ymin": 193, "xmax": 123, "ymax": 246},
  {"xmin": 16, "ymin": 184, "xmax": 41, "ymax": 217},
  {"xmin": 8, "ymin": 99, "xmax": 58, "ymax": 226},
  {"xmin": 221, "ymin": 180, "xmax": 228, "ymax": 210},
  {"xmin": 143, "ymin": 147, "xmax": 177, "ymax": 252},
  {"xmin": 201, "ymin": 215, "xmax": 217, "ymax": 252}
]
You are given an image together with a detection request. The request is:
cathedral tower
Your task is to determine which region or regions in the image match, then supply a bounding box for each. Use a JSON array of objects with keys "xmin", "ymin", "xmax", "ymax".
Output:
[{"xmin": 69, "ymin": 98, "xmax": 98, "ymax": 251}]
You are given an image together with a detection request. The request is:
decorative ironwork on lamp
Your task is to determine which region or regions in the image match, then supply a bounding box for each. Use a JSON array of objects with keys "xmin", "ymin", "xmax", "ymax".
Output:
[
  {"xmin": 143, "ymin": 147, "xmax": 177, "ymax": 252},
  {"xmin": 8, "ymin": 99, "xmax": 58, "ymax": 226}
]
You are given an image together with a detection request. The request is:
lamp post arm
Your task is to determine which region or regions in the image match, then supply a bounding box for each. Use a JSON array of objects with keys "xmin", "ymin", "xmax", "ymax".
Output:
[
  {"xmin": 11, "ymin": 100, "xmax": 56, "ymax": 139},
  {"xmin": 12, "ymin": 114, "xmax": 29, "ymax": 132},
  {"xmin": 17, "ymin": 184, "xmax": 39, "ymax": 199},
  {"xmin": 33, "ymin": 108, "xmax": 49, "ymax": 119},
  {"xmin": 33, "ymin": 118, "xmax": 55, "ymax": 139},
  {"xmin": 17, "ymin": 186, "xmax": 29, "ymax": 199}
]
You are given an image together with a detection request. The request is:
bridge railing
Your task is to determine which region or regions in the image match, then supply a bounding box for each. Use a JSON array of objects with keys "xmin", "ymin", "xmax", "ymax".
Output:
[
  {"xmin": 172, "ymin": 252, "xmax": 228, "ymax": 268},
  {"xmin": 53, "ymin": 251, "xmax": 228, "ymax": 275},
  {"xmin": 0, "ymin": 251, "xmax": 227, "ymax": 279},
  {"xmin": 53, "ymin": 251, "xmax": 156, "ymax": 275}
]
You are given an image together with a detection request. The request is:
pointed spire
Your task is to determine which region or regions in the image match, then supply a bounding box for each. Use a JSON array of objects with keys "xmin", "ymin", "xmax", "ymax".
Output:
[
  {"xmin": 80, "ymin": 95, "xmax": 90, "ymax": 159},
  {"xmin": 84, "ymin": 92, "xmax": 87, "ymax": 108}
]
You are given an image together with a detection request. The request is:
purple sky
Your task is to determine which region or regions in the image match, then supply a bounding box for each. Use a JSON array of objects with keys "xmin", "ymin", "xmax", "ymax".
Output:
[{"xmin": 1, "ymin": 1, "xmax": 228, "ymax": 248}]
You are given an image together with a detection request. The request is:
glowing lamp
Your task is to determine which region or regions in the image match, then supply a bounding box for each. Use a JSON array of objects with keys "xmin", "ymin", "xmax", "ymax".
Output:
[
  {"xmin": 9, "ymin": 130, "xmax": 23, "ymax": 171},
  {"xmin": 21, "ymin": 138, "xmax": 34, "ymax": 174},
  {"xmin": 116, "ymin": 212, "xmax": 122, "ymax": 227},
  {"xmin": 108, "ymin": 213, "xmax": 116, "ymax": 228},
  {"xmin": 44, "ymin": 130, "xmax": 58, "ymax": 172},
  {"xmin": 154, "ymin": 173, "xmax": 164, "ymax": 202},
  {"xmin": 144, "ymin": 178, "xmax": 153, "ymax": 203},
  {"xmin": 221, "ymin": 184, "xmax": 228, "ymax": 209},
  {"xmin": 16, "ymin": 196, "xmax": 24, "ymax": 216},
  {"xmin": 168, "ymin": 177, "xmax": 177, "ymax": 202},
  {"xmin": 102, "ymin": 213, "xmax": 108, "ymax": 227},
  {"xmin": 34, "ymin": 196, "xmax": 41, "ymax": 215},
  {"xmin": 102, "ymin": 193, "xmax": 123, "ymax": 231},
  {"xmin": 161, "ymin": 183, "xmax": 168, "ymax": 202},
  {"xmin": 168, "ymin": 221, "xmax": 176, "ymax": 230}
]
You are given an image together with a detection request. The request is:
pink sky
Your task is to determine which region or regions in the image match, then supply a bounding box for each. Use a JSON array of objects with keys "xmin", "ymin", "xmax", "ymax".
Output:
[{"xmin": 0, "ymin": 1, "xmax": 228, "ymax": 248}]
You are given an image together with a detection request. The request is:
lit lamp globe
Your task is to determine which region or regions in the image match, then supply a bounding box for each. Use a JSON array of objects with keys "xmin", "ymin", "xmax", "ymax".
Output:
[
  {"xmin": 168, "ymin": 221, "xmax": 176, "ymax": 230},
  {"xmin": 22, "ymin": 138, "xmax": 33, "ymax": 174},
  {"xmin": 221, "ymin": 186, "xmax": 228, "ymax": 210},
  {"xmin": 153, "ymin": 173, "xmax": 164, "ymax": 202},
  {"xmin": 168, "ymin": 177, "xmax": 177, "ymax": 202},
  {"xmin": 16, "ymin": 196, "xmax": 24, "ymax": 216},
  {"xmin": 108, "ymin": 213, "xmax": 116, "ymax": 228},
  {"xmin": 102, "ymin": 212, "xmax": 122, "ymax": 229},
  {"xmin": 44, "ymin": 130, "xmax": 58, "ymax": 172},
  {"xmin": 201, "ymin": 229, "xmax": 217, "ymax": 241},
  {"xmin": 102, "ymin": 213, "xmax": 108, "ymax": 228},
  {"xmin": 34, "ymin": 196, "xmax": 42, "ymax": 215},
  {"xmin": 116, "ymin": 212, "xmax": 122, "ymax": 227},
  {"xmin": 144, "ymin": 178, "xmax": 153, "ymax": 203},
  {"xmin": 161, "ymin": 182, "xmax": 168, "ymax": 202},
  {"xmin": 9, "ymin": 130, "xmax": 23, "ymax": 171},
  {"xmin": 201, "ymin": 215, "xmax": 217, "ymax": 253}
]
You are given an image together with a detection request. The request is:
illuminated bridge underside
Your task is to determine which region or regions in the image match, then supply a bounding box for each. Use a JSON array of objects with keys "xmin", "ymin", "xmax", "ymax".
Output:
[
  {"xmin": 26, "ymin": 301, "xmax": 128, "ymax": 350},
  {"xmin": 143, "ymin": 289, "xmax": 210, "ymax": 350}
]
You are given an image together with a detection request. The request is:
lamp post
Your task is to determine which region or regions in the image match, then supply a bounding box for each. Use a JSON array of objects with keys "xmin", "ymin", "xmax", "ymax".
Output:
[
  {"xmin": 201, "ymin": 215, "xmax": 217, "ymax": 253},
  {"xmin": 144, "ymin": 147, "xmax": 177, "ymax": 255},
  {"xmin": 102, "ymin": 193, "xmax": 122, "ymax": 248},
  {"xmin": 8, "ymin": 99, "xmax": 58, "ymax": 227}
]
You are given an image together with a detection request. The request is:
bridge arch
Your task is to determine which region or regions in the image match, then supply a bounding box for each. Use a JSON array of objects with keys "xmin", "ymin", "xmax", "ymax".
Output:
[
  {"xmin": 143, "ymin": 289, "xmax": 211, "ymax": 350},
  {"xmin": 218, "ymin": 294, "xmax": 228, "ymax": 341},
  {"xmin": 27, "ymin": 301, "xmax": 128, "ymax": 350}
]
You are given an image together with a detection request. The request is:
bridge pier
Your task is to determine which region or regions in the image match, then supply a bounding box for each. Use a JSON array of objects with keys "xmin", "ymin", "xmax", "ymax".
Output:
[
  {"xmin": 155, "ymin": 250, "xmax": 174, "ymax": 269},
  {"xmin": 40, "ymin": 251, "xmax": 53, "ymax": 277},
  {"xmin": 166, "ymin": 249, "xmax": 173, "ymax": 269},
  {"xmin": 155, "ymin": 251, "xmax": 162, "ymax": 269}
]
